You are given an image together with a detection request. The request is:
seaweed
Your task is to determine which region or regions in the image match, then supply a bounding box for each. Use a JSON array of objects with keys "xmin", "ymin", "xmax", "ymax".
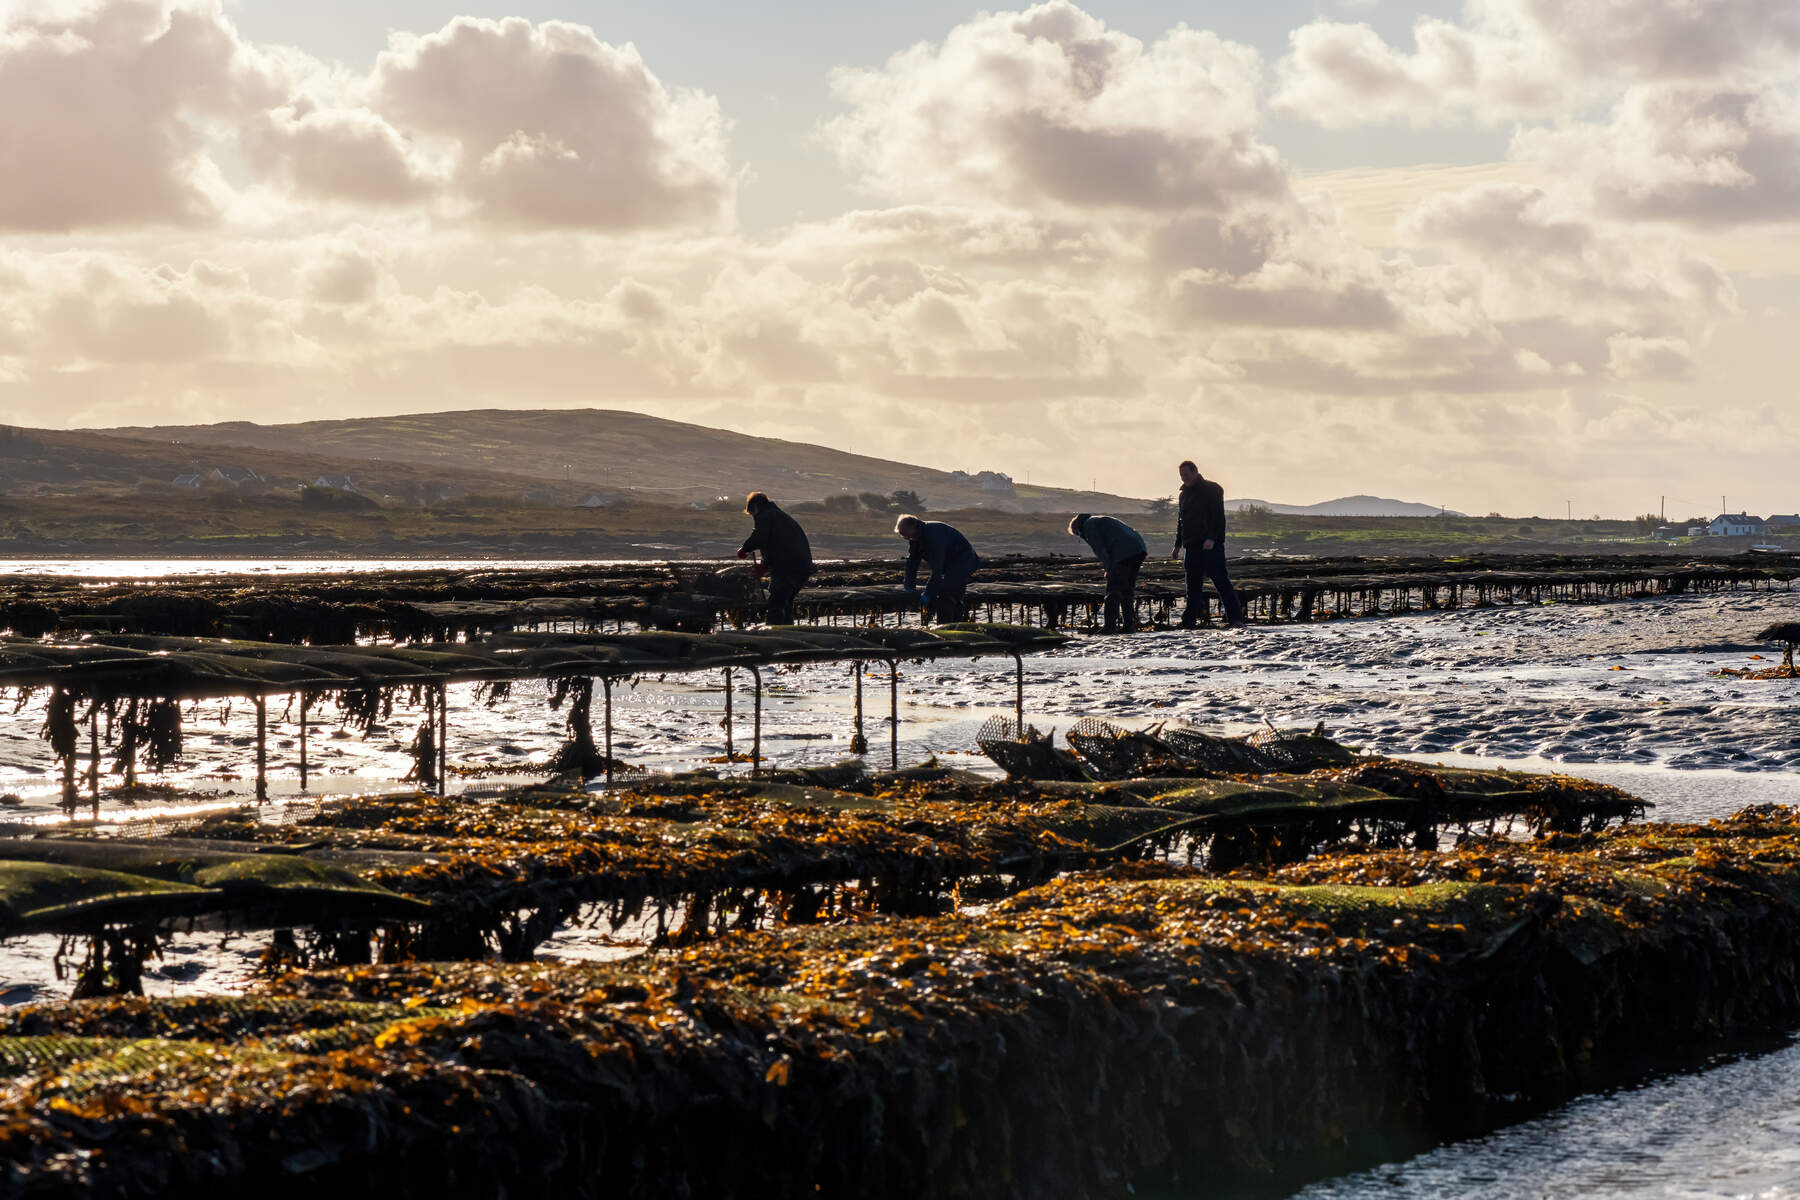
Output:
[{"xmin": 4, "ymin": 808, "xmax": 1800, "ymax": 1198}]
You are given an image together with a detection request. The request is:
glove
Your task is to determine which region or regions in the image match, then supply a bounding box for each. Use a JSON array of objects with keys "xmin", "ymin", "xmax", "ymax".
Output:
[
  {"xmin": 736, "ymin": 549, "xmax": 748, "ymax": 559},
  {"xmin": 920, "ymin": 589, "xmax": 937, "ymax": 611}
]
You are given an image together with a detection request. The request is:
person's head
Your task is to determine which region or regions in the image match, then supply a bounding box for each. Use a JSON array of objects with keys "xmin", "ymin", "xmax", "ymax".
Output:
[
  {"xmin": 1068, "ymin": 514, "xmax": 1090, "ymax": 537},
  {"xmin": 744, "ymin": 491, "xmax": 771, "ymax": 515},
  {"xmin": 894, "ymin": 514, "xmax": 924, "ymax": 540},
  {"xmin": 1178, "ymin": 460, "xmax": 1199, "ymax": 486}
]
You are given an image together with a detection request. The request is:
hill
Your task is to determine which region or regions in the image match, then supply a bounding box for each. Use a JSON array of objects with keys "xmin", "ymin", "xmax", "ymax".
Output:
[
  {"xmin": 1226, "ymin": 494, "xmax": 1462, "ymax": 518},
  {"xmin": 100, "ymin": 408, "xmax": 1141, "ymax": 514}
]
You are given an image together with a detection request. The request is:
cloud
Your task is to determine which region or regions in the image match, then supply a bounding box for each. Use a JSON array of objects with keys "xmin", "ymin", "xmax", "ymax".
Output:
[
  {"xmin": 1514, "ymin": 85, "xmax": 1800, "ymax": 227},
  {"xmin": 0, "ymin": 2, "xmax": 735, "ymax": 233},
  {"xmin": 820, "ymin": 1, "xmax": 1282, "ymax": 212},
  {"xmin": 242, "ymin": 102, "xmax": 437, "ymax": 208},
  {"xmin": 371, "ymin": 17, "xmax": 733, "ymax": 231},
  {"xmin": 0, "ymin": 0, "xmax": 280, "ymax": 230},
  {"xmin": 1274, "ymin": 0, "xmax": 1800, "ymax": 127}
]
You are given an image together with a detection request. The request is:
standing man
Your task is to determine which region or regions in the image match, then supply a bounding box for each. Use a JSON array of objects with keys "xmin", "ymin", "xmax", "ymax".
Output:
[
  {"xmin": 738, "ymin": 491, "xmax": 812, "ymax": 625},
  {"xmin": 1172, "ymin": 461, "xmax": 1246, "ymax": 629},
  {"xmin": 896, "ymin": 514, "xmax": 981, "ymax": 623},
  {"xmin": 1070, "ymin": 513, "xmax": 1148, "ymax": 633}
]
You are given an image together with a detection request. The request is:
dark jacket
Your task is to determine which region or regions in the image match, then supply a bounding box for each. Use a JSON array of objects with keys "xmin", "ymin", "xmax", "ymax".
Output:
[
  {"xmin": 1174, "ymin": 477, "xmax": 1226, "ymax": 552},
  {"xmin": 740, "ymin": 503, "xmax": 813, "ymax": 572},
  {"xmin": 903, "ymin": 522, "xmax": 980, "ymax": 590},
  {"xmin": 1077, "ymin": 515, "xmax": 1147, "ymax": 571}
]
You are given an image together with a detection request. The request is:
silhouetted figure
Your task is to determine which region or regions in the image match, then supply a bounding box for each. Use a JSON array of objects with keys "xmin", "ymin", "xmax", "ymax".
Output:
[
  {"xmin": 1173, "ymin": 461, "xmax": 1245, "ymax": 628},
  {"xmin": 739, "ymin": 492, "xmax": 812, "ymax": 625},
  {"xmin": 896, "ymin": 514, "xmax": 980, "ymax": 623},
  {"xmin": 1070, "ymin": 513, "xmax": 1147, "ymax": 633}
]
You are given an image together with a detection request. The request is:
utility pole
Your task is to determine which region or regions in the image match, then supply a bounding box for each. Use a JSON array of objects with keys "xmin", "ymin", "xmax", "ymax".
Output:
[
  {"xmin": 1566, "ymin": 499, "xmax": 1572, "ymax": 521},
  {"xmin": 1660, "ymin": 495, "xmax": 1665, "ymax": 522}
]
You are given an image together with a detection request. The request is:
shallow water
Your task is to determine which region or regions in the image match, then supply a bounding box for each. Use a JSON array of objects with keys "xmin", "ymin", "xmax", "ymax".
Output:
[
  {"xmin": 1295, "ymin": 1038, "xmax": 1800, "ymax": 1200},
  {"xmin": 1289, "ymin": 764, "xmax": 1800, "ymax": 1200}
]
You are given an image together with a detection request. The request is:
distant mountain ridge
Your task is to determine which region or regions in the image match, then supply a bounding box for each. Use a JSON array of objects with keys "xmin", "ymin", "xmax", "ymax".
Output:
[
  {"xmin": 98, "ymin": 408, "xmax": 1139, "ymax": 514},
  {"xmin": 1226, "ymin": 494, "xmax": 1462, "ymax": 518}
]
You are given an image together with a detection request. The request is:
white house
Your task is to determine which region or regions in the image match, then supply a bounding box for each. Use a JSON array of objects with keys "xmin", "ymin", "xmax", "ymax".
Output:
[
  {"xmin": 170, "ymin": 473, "xmax": 201, "ymax": 488},
  {"xmin": 947, "ymin": 469, "xmax": 1016, "ymax": 494},
  {"xmin": 1707, "ymin": 513, "xmax": 1767, "ymax": 537},
  {"xmin": 312, "ymin": 475, "xmax": 355, "ymax": 491},
  {"xmin": 209, "ymin": 466, "xmax": 264, "ymax": 485}
]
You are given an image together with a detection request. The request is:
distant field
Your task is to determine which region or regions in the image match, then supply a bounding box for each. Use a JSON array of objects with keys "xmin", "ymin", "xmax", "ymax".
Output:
[{"xmin": 0, "ymin": 489, "xmax": 1746, "ymax": 560}]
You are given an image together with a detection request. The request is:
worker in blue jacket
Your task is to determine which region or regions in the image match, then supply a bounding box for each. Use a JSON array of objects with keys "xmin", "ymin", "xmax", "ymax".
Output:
[
  {"xmin": 1070, "ymin": 513, "xmax": 1148, "ymax": 632},
  {"xmin": 896, "ymin": 513, "xmax": 981, "ymax": 623}
]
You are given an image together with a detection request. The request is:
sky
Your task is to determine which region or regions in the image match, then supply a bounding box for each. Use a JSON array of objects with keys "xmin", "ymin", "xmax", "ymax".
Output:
[{"xmin": 0, "ymin": 0, "xmax": 1797, "ymax": 516}]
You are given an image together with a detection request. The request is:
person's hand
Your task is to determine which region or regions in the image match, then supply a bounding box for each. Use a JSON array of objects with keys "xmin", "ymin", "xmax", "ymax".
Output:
[
  {"xmin": 753, "ymin": 564, "xmax": 768, "ymax": 580},
  {"xmin": 920, "ymin": 590, "xmax": 936, "ymax": 610},
  {"xmin": 736, "ymin": 549, "xmax": 748, "ymax": 559},
  {"xmin": 1202, "ymin": 538, "xmax": 1215, "ymax": 551},
  {"xmin": 1170, "ymin": 548, "xmax": 1182, "ymax": 561}
]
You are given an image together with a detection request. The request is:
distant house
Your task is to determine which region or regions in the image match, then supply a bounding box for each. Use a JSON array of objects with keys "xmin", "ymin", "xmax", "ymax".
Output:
[
  {"xmin": 1708, "ymin": 513, "xmax": 1767, "ymax": 537},
  {"xmin": 170, "ymin": 474, "xmax": 201, "ymax": 488},
  {"xmin": 1767, "ymin": 514, "xmax": 1800, "ymax": 530},
  {"xmin": 209, "ymin": 466, "xmax": 264, "ymax": 486},
  {"xmin": 576, "ymin": 493, "xmax": 615, "ymax": 508},
  {"xmin": 1686, "ymin": 525, "xmax": 1708, "ymax": 538},
  {"xmin": 947, "ymin": 469, "xmax": 1016, "ymax": 494},
  {"xmin": 1653, "ymin": 525, "xmax": 1681, "ymax": 539},
  {"xmin": 312, "ymin": 475, "xmax": 355, "ymax": 491}
]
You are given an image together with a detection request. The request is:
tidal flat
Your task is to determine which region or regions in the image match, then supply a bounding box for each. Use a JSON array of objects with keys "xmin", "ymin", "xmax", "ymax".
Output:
[{"xmin": 1, "ymin": 569, "xmax": 1798, "ymax": 1196}]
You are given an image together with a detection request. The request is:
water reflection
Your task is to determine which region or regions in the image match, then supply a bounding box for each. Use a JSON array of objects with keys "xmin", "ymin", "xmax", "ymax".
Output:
[{"xmin": 1294, "ymin": 1038, "xmax": 1800, "ymax": 1199}]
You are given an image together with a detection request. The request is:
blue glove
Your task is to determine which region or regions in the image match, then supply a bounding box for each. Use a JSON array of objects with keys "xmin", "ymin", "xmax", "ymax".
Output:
[{"xmin": 920, "ymin": 589, "xmax": 937, "ymax": 610}]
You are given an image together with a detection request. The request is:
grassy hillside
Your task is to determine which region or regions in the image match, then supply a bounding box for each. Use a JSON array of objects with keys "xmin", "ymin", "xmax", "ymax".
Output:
[
  {"xmin": 0, "ymin": 424, "xmax": 567, "ymax": 503},
  {"xmin": 103, "ymin": 408, "xmax": 1142, "ymax": 513}
]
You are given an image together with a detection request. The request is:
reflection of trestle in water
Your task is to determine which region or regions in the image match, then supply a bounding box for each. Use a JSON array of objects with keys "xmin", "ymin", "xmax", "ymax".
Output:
[{"xmin": 0, "ymin": 624, "xmax": 1066, "ymax": 810}]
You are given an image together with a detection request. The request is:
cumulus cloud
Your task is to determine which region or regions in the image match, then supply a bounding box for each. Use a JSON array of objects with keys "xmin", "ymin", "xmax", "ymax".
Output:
[
  {"xmin": 0, "ymin": 0, "xmax": 280, "ymax": 230},
  {"xmin": 1515, "ymin": 85, "xmax": 1800, "ymax": 227},
  {"xmin": 242, "ymin": 102, "xmax": 436, "ymax": 208},
  {"xmin": 372, "ymin": 17, "xmax": 733, "ymax": 231},
  {"xmin": 821, "ymin": 1, "xmax": 1282, "ymax": 212},
  {"xmin": 1274, "ymin": 0, "xmax": 1800, "ymax": 127},
  {"xmin": 0, "ymin": 2, "xmax": 735, "ymax": 232}
]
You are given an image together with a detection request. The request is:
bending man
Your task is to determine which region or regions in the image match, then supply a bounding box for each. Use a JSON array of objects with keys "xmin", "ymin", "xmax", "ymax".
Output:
[
  {"xmin": 1172, "ymin": 460, "xmax": 1246, "ymax": 629},
  {"xmin": 896, "ymin": 513, "xmax": 981, "ymax": 623},
  {"xmin": 738, "ymin": 491, "xmax": 813, "ymax": 625},
  {"xmin": 1070, "ymin": 513, "xmax": 1147, "ymax": 633}
]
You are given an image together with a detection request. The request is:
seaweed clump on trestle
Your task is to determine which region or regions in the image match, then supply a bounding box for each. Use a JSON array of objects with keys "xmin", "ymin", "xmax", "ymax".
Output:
[{"xmin": 7, "ymin": 808, "xmax": 1800, "ymax": 1198}]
